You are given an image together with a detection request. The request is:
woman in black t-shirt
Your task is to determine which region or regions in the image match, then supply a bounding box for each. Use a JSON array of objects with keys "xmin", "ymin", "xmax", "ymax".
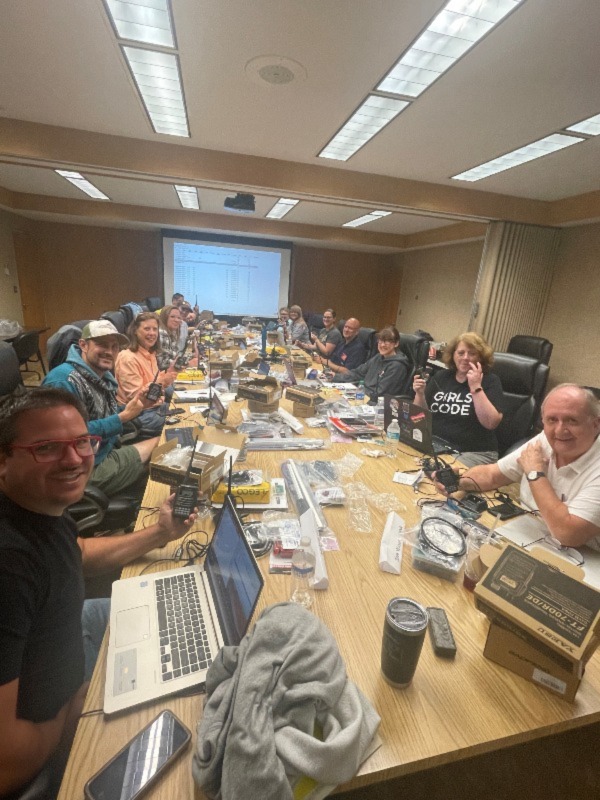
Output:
[{"xmin": 413, "ymin": 332, "xmax": 504, "ymax": 466}]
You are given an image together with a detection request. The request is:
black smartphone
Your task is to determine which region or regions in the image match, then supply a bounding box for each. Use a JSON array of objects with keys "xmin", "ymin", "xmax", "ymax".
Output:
[
  {"xmin": 488, "ymin": 502, "xmax": 526, "ymax": 520},
  {"xmin": 84, "ymin": 710, "xmax": 191, "ymax": 800}
]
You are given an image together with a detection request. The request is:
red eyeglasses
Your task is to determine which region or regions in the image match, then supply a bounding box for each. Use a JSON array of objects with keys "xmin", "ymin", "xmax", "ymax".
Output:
[{"xmin": 11, "ymin": 435, "xmax": 101, "ymax": 463}]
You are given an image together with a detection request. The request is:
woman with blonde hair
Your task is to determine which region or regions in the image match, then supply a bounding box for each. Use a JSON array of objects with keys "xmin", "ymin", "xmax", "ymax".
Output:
[
  {"xmin": 413, "ymin": 331, "xmax": 504, "ymax": 466},
  {"xmin": 288, "ymin": 304, "xmax": 310, "ymax": 345}
]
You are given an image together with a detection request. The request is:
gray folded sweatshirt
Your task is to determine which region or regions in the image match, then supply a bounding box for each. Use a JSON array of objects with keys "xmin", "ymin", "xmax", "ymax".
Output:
[{"xmin": 192, "ymin": 602, "xmax": 380, "ymax": 800}]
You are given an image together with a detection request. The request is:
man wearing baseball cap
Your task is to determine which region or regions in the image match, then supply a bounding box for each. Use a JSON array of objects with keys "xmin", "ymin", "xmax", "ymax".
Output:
[{"xmin": 43, "ymin": 320, "xmax": 159, "ymax": 498}]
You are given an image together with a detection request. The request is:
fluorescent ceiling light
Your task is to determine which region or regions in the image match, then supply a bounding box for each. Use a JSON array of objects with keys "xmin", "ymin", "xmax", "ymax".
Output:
[
  {"xmin": 342, "ymin": 210, "xmax": 392, "ymax": 228},
  {"xmin": 123, "ymin": 46, "xmax": 189, "ymax": 136},
  {"xmin": 174, "ymin": 185, "xmax": 199, "ymax": 209},
  {"xmin": 566, "ymin": 113, "xmax": 600, "ymax": 136},
  {"xmin": 451, "ymin": 133, "xmax": 583, "ymax": 182},
  {"xmin": 319, "ymin": 96, "xmax": 409, "ymax": 161},
  {"xmin": 378, "ymin": 0, "xmax": 523, "ymax": 97},
  {"xmin": 55, "ymin": 170, "xmax": 110, "ymax": 200},
  {"xmin": 266, "ymin": 198, "xmax": 299, "ymax": 220},
  {"xmin": 105, "ymin": 0, "xmax": 175, "ymax": 48}
]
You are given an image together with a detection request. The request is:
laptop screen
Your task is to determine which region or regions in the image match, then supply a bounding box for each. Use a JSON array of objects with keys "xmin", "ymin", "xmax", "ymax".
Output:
[
  {"xmin": 205, "ymin": 496, "xmax": 264, "ymax": 646},
  {"xmin": 206, "ymin": 391, "xmax": 225, "ymax": 425}
]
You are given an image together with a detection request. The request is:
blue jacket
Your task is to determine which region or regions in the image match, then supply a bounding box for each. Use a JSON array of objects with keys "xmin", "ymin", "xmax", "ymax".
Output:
[{"xmin": 42, "ymin": 345, "xmax": 123, "ymax": 465}]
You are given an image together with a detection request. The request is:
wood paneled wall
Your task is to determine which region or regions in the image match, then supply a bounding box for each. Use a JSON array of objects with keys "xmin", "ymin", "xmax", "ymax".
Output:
[
  {"xmin": 12, "ymin": 221, "xmax": 162, "ymax": 345},
  {"xmin": 290, "ymin": 246, "xmax": 402, "ymax": 330}
]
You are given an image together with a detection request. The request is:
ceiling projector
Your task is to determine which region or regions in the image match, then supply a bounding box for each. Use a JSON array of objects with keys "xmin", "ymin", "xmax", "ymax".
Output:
[{"xmin": 224, "ymin": 193, "xmax": 256, "ymax": 213}]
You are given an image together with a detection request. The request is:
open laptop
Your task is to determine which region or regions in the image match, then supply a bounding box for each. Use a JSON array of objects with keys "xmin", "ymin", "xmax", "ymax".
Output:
[
  {"xmin": 385, "ymin": 397, "xmax": 454, "ymax": 456},
  {"xmin": 104, "ymin": 495, "xmax": 264, "ymax": 714},
  {"xmin": 205, "ymin": 389, "xmax": 226, "ymax": 425}
]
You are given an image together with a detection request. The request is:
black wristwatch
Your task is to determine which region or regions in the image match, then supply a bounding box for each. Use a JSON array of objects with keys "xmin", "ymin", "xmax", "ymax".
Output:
[{"xmin": 526, "ymin": 470, "xmax": 546, "ymax": 482}]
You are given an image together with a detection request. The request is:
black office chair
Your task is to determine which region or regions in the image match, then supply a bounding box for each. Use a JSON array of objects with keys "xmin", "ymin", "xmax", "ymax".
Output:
[
  {"xmin": 46, "ymin": 321, "xmax": 90, "ymax": 370},
  {"xmin": 507, "ymin": 335, "xmax": 553, "ymax": 366},
  {"xmin": 101, "ymin": 309, "xmax": 127, "ymax": 334},
  {"xmin": 145, "ymin": 296, "xmax": 163, "ymax": 312},
  {"xmin": 357, "ymin": 327, "xmax": 377, "ymax": 360},
  {"xmin": 0, "ymin": 341, "xmax": 24, "ymax": 395},
  {"xmin": 491, "ymin": 353, "xmax": 548, "ymax": 455},
  {"xmin": 11, "ymin": 331, "xmax": 47, "ymax": 379},
  {"xmin": 398, "ymin": 332, "xmax": 429, "ymax": 388}
]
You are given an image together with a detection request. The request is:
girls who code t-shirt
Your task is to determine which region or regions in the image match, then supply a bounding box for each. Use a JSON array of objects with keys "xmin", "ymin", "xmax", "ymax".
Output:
[{"xmin": 425, "ymin": 370, "xmax": 504, "ymax": 453}]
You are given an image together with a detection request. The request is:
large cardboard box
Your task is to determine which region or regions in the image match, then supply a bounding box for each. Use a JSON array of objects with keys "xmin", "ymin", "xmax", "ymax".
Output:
[
  {"xmin": 285, "ymin": 385, "xmax": 323, "ymax": 406},
  {"xmin": 475, "ymin": 544, "xmax": 600, "ymax": 701},
  {"xmin": 208, "ymin": 351, "xmax": 240, "ymax": 372},
  {"xmin": 236, "ymin": 375, "xmax": 282, "ymax": 404},
  {"xmin": 150, "ymin": 426, "xmax": 246, "ymax": 497}
]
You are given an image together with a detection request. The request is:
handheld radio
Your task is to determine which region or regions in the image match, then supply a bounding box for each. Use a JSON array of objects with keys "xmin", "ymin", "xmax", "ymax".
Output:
[
  {"xmin": 172, "ymin": 437, "xmax": 200, "ymax": 519},
  {"xmin": 146, "ymin": 370, "xmax": 163, "ymax": 402},
  {"xmin": 434, "ymin": 457, "xmax": 460, "ymax": 494}
]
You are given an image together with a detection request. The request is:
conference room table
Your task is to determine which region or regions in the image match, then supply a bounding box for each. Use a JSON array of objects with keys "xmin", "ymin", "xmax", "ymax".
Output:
[{"xmin": 57, "ymin": 384, "xmax": 600, "ymax": 799}]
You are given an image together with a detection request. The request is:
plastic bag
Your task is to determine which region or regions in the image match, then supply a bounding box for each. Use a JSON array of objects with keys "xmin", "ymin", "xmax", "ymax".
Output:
[{"xmin": 0, "ymin": 319, "xmax": 22, "ymax": 340}]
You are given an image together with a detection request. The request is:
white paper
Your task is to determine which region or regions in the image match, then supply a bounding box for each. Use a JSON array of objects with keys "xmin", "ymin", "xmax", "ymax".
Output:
[{"xmin": 393, "ymin": 469, "xmax": 422, "ymax": 486}]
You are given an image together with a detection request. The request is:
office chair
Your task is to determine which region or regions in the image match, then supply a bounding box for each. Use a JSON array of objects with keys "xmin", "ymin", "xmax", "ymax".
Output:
[
  {"xmin": 0, "ymin": 341, "xmax": 24, "ymax": 395},
  {"xmin": 11, "ymin": 331, "xmax": 47, "ymax": 379},
  {"xmin": 101, "ymin": 309, "xmax": 127, "ymax": 334},
  {"xmin": 398, "ymin": 332, "xmax": 429, "ymax": 388},
  {"xmin": 46, "ymin": 321, "xmax": 90, "ymax": 370},
  {"xmin": 507, "ymin": 335, "xmax": 553, "ymax": 366},
  {"xmin": 491, "ymin": 352, "xmax": 548, "ymax": 455},
  {"xmin": 145, "ymin": 296, "xmax": 163, "ymax": 311},
  {"xmin": 357, "ymin": 327, "xmax": 377, "ymax": 360}
]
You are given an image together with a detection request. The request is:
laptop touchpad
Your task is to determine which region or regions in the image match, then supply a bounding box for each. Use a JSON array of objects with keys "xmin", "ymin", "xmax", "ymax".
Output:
[{"xmin": 115, "ymin": 605, "xmax": 150, "ymax": 647}]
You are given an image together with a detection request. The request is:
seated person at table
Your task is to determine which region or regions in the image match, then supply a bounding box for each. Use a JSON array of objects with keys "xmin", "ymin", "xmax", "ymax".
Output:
[
  {"xmin": 297, "ymin": 308, "xmax": 342, "ymax": 358},
  {"xmin": 413, "ymin": 332, "xmax": 504, "ymax": 467},
  {"xmin": 315, "ymin": 317, "xmax": 367, "ymax": 374},
  {"xmin": 442, "ymin": 384, "xmax": 600, "ymax": 550},
  {"xmin": 0, "ymin": 388, "xmax": 196, "ymax": 798},
  {"xmin": 43, "ymin": 320, "xmax": 159, "ymax": 498},
  {"xmin": 276, "ymin": 306, "xmax": 291, "ymax": 343},
  {"xmin": 332, "ymin": 326, "xmax": 410, "ymax": 402},
  {"xmin": 289, "ymin": 304, "xmax": 310, "ymax": 345},
  {"xmin": 115, "ymin": 312, "xmax": 178, "ymax": 438},
  {"xmin": 157, "ymin": 304, "xmax": 188, "ymax": 369}
]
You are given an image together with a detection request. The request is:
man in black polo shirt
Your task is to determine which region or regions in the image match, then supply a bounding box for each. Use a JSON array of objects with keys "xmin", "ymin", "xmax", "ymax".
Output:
[
  {"xmin": 0, "ymin": 388, "xmax": 195, "ymax": 797},
  {"xmin": 315, "ymin": 317, "xmax": 367, "ymax": 374}
]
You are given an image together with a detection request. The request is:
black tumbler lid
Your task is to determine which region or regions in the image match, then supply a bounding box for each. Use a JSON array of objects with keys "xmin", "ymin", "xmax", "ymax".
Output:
[{"xmin": 386, "ymin": 598, "xmax": 428, "ymax": 635}]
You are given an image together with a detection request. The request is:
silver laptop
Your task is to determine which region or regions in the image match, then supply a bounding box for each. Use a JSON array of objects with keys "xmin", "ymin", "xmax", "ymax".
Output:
[{"xmin": 104, "ymin": 496, "xmax": 264, "ymax": 714}]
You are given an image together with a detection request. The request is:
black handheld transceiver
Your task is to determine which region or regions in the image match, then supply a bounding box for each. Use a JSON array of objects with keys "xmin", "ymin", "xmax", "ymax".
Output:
[
  {"xmin": 434, "ymin": 459, "xmax": 460, "ymax": 494},
  {"xmin": 146, "ymin": 370, "xmax": 163, "ymax": 402},
  {"xmin": 172, "ymin": 438, "xmax": 199, "ymax": 519}
]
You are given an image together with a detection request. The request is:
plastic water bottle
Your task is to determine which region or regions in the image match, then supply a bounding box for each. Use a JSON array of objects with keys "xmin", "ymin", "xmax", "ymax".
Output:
[
  {"xmin": 385, "ymin": 418, "xmax": 400, "ymax": 456},
  {"xmin": 375, "ymin": 397, "xmax": 385, "ymax": 429},
  {"xmin": 355, "ymin": 381, "xmax": 365, "ymax": 401},
  {"xmin": 290, "ymin": 536, "xmax": 316, "ymax": 608}
]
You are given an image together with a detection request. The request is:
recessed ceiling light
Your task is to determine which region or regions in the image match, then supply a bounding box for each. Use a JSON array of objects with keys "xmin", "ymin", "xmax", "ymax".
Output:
[
  {"xmin": 378, "ymin": 0, "xmax": 524, "ymax": 98},
  {"xmin": 451, "ymin": 133, "xmax": 583, "ymax": 182},
  {"xmin": 123, "ymin": 47, "xmax": 189, "ymax": 136},
  {"xmin": 566, "ymin": 113, "xmax": 600, "ymax": 136},
  {"xmin": 266, "ymin": 198, "xmax": 299, "ymax": 219},
  {"xmin": 104, "ymin": 0, "xmax": 175, "ymax": 48},
  {"xmin": 55, "ymin": 170, "xmax": 110, "ymax": 200},
  {"xmin": 319, "ymin": 96, "xmax": 409, "ymax": 161},
  {"xmin": 342, "ymin": 210, "xmax": 392, "ymax": 228},
  {"xmin": 174, "ymin": 185, "xmax": 199, "ymax": 209}
]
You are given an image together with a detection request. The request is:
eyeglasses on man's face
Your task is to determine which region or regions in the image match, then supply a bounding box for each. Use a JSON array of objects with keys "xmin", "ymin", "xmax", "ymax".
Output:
[{"xmin": 11, "ymin": 435, "xmax": 101, "ymax": 463}]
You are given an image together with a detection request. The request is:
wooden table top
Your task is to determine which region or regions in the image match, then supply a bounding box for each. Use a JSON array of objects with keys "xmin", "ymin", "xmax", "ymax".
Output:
[{"xmin": 58, "ymin": 390, "xmax": 600, "ymax": 800}]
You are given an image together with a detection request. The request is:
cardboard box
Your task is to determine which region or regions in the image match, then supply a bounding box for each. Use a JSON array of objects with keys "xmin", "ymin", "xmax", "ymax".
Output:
[
  {"xmin": 285, "ymin": 385, "xmax": 323, "ymax": 406},
  {"xmin": 293, "ymin": 401, "xmax": 315, "ymax": 418},
  {"xmin": 236, "ymin": 376, "xmax": 282, "ymax": 404},
  {"xmin": 248, "ymin": 398, "xmax": 280, "ymax": 413},
  {"xmin": 475, "ymin": 544, "xmax": 600, "ymax": 701},
  {"xmin": 208, "ymin": 351, "xmax": 240, "ymax": 371},
  {"xmin": 150, "ymin": 426, "xmax": 246, "ymax": 497}
]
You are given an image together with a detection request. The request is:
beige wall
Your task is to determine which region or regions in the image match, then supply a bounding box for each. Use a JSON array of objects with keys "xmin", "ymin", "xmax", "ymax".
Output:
[
  {"xmin": 541, "ymin": 221, "xmax": 600, "ymax": 388},
  {"xmin": 0, "ymin": 210, "xmax": 23, "ymax": 323},
  {"xmin": 394, "ymin": 240, "xmax": 484, "ymax": 341}
]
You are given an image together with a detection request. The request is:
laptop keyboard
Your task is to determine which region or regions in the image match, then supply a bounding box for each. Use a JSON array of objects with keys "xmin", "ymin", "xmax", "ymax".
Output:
[{"xmin": 155, "ymin": 573, "xmax": 213, "ymax": 682}]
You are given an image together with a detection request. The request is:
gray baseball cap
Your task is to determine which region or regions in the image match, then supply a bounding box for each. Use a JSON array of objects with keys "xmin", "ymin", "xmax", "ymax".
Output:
[{"xmin": 81, "ymin": 320, "xmax": 129, "ymax": 346}]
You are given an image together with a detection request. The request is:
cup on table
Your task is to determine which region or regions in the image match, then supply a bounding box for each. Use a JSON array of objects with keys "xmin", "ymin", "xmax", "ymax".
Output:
[
  {"xmin": 381, "ymin": 598, "xmax": 428, "ymax": 688},
  {"xmin": 462, "ymin": 527, "xmax": 488, "ymax": 591}
]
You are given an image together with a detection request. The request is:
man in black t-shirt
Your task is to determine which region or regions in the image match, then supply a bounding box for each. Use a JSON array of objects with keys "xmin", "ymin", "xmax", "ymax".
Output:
[{"xmin": 0, "ymin": 388, "xmax": 196, "ymax": 797}]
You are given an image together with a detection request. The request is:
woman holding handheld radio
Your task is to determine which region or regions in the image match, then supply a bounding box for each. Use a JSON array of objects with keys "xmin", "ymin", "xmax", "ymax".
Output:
[
  {"xmin": 115, "ymin": 312, "xmax": 178, "ymax": 438},
  {"xmin": 413, "ymin": 332, "xmax": 504, "ymax": 467}
]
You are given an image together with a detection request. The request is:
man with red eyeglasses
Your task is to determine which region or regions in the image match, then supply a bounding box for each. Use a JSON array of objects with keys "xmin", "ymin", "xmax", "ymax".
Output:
[{"xmin": 0, "ymin": 388, "xmax": 196, "ymax": 798}]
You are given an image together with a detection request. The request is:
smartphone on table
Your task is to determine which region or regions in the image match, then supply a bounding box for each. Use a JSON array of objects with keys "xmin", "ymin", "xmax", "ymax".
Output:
[{"xmin": 84, "ymin": 710, "xmax": 191, "ymax": 800}]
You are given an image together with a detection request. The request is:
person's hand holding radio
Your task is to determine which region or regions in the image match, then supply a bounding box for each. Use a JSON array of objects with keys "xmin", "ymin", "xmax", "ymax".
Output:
[
  {"xmin": 156, "ymin": 493, "xmax": 198, "ymax": 546},
  {"xmin": 413, "ymin": 372, "xmax": 427, "ymax": 402},
  {"xmin": 160, "ymin": 361, "xmax": 179, "ymax": 387}
]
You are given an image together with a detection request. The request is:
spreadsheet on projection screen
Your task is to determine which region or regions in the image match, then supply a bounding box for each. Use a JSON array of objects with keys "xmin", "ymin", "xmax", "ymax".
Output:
[{"xmin": 165, "ymin": 238, "xmax": 291, "ymax": 317}]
